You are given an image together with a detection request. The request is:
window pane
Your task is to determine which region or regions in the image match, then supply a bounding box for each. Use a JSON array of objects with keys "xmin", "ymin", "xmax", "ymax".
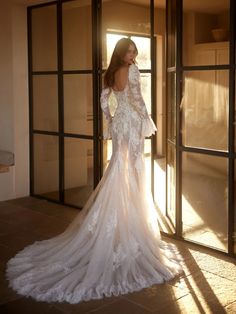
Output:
[
  {"xmin": 31, "ymin": 5, "xmax": 57, "ymax": 71},
  {"xmin": 104, "ymin": 34, "xmax": 151, "ymax": 70},
  {"xmin": 167, "ymin": 72, "xmax": 176, "ymax": 142},
  {"xmin": 33, "ymin": 75, "xmax": 58, "ymax": 132},
  {"xmin": 131, "ymin": 36, "xmax": 151, "ymax": 69},
  {"xmin": 62, "ymin": 0, "xmax": 92, "ymax": 70},
  {"xmin": 167, "ymin": 143, "xmax": 176, "ymax": 228},
  {"xmin": 167, "ymin": 0, "xmax": 176, "ymax": 67},
  {"xmin": 181, "ymin": 70, "xmax": 228, "ymax": 151},
  {"xmin": 182, "ymin": 152, "xmax": 228, "ymax": 251},
  {"xmin": 64, "ymin": 138, "xmax": 93, "ymax": 207},
  {"xmin": 105, "ymin": 33, "xmax": 127, "ymax": 69},
  {"xmin": 34, "ymin": 134, "xmax": 59, "ymax": 200},
  {"xmin": 64, "ymin": 74, "xmax": 93, "ymax": 135},
  {"xmin": 102, "ymin": 0, "xmax": 150, "ymax": 69},
  {"xmin": 183, "ymin": 0, "xmax": 230, "ymax": 66}
]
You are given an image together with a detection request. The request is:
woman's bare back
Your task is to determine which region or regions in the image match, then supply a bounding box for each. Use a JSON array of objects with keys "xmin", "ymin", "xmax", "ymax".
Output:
[{"xmin": 113, "ymin": 66, "xmax": 129, "ymax": 92}]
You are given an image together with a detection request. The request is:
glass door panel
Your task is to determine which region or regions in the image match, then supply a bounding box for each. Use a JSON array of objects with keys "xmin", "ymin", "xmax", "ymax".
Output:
[
  {"xmin": 153, "ymin": 0, "xmax": 170, "ymax": 233},
  {"xmin": 182, "ymin": 152, "xmax": 228, "ymax": 251},
  {"xmin": 62, "ymin": 0, "xmax": 92, "ymax": 70},
  {"xmin": 131, "ymin": 36, "xmax": 151, "ymax": 69},
  {"xmin": 102, "ymin": 0, "xmax": 151, "ymax": 72},
  {"xmin": 64, "ymin": 74, "xmax": 93, "ymax": 136},
  {"xmin": 166, "ymin": 143, "xmax": 176, "ymax": 229},
  {"xmin": 62, "ymin": 0, "xmax": 93, "ymax": 207},
  {"xmin": 64, "ymin": 138, "xmax": 93, "ymax": 207},
  {"xmin": 31, "ymin": 5, "xmax": 57, "ymax": 71},
  {"xmin": 181, "ymin": 70, "xmax": 229, "ymax": 151},
  {"xmin": 183, "ymin": 0, "xmax": 230, "ymax": 66},
  {"xmin": 167, "ymin": 72, "xmax": 176, "ymax": 143},
  {"xmin": 165, "ymin": 0, "xmax": 233, "ymax": 255},
  {"xmin": 30, "ymin": 1, "xmax": 94, "ymax": 208},
  {"xmin": 105, "ymin": 33, "xmax": 127, "ymax": 69},
  {"xmin": 33, "ymin": 134, "xmax": 59, "ymax": 201},
  {"xmin": 167, "ymin": 0, "xmax": 176, "ymax": 68},
  {"xmin": 33, "ymin": 75, "xmax": 58, "ymax": 132}
]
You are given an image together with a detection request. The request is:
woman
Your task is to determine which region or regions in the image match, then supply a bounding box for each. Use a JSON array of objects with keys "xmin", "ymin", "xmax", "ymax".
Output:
[{"xmin": 6, "ymin": 38, "xmax": 183, "ymax": 304}]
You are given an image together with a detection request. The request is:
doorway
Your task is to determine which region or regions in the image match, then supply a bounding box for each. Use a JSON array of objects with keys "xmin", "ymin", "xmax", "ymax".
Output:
[
  {"xmin": 103, "ymin": 32, "xmax": 153, "ymax": 191},
  {"xmin": 166, "ymin": 0, "xmax": 236, "ymax": 256},
  {"xmin": 28, "ymin": 0, "xmax": 157, "ymax": 209}
]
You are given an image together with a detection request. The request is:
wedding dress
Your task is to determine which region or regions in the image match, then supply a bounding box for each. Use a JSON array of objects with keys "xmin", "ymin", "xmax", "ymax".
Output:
[{"xmin": 6, "ymin": 63, "xmax": 183, "ymax": 304}]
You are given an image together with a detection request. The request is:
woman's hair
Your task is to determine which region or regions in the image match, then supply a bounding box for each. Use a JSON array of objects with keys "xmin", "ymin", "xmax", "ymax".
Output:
[{"xmin": 104, "ymin": 38, "xmax": 138, "ymax": 88}]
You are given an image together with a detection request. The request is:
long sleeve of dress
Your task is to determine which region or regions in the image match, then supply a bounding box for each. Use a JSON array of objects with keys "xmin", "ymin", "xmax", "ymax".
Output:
[
  {"xmin": 100, "ymin": 87, "xmax": 112, "ymax": 140},
  {"xmin": 128, "ymin": 64, "xmax": 157, "ymax": 138}
]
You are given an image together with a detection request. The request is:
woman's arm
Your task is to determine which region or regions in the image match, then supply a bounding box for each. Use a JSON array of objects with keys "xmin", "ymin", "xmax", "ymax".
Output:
[
  {"xmin": 100, "ymin": 88, "xmax": 112, "ymax": 139},
  {"xmin": 128, "ymin": 64, "xmax": 149, "ymax": 119},
  {"xmin": 129, "ymin": 64, "xmax": 157, "ymax": 137},
  {"xmin": 100, "ymin": 88, "xmax": 112, "ymax": 122}
]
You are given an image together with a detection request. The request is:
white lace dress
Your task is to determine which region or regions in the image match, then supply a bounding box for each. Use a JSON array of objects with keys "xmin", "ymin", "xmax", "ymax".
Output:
[{"xmin": 6, "ymin": 64, "xmax": 183, "ymax": 304}]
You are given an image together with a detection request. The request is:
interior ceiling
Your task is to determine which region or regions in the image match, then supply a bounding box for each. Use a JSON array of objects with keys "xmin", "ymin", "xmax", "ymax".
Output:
[{"xmin": 10, "ymin": 0, "xmax": 228, "ymax": 13}]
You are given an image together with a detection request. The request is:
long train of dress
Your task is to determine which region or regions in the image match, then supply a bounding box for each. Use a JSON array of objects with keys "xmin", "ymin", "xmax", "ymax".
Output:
[{"xmin": 6, "ymin": 63, "xmax": 183, "ymax": 304}]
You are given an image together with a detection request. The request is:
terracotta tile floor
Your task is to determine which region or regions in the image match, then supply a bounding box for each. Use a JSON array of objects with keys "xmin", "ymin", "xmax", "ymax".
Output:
[{"xmin": 0, "ymin": 197, "xmax": 235, "ymax": 314}]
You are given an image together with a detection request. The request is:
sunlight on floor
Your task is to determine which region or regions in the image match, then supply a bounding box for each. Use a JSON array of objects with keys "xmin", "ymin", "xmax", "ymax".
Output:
[{"xmin": 172, "ymin": 247, "xmax": 236, "ymax": 314}]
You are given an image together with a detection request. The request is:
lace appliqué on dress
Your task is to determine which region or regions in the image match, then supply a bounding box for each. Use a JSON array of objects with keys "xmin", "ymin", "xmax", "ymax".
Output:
[
  {"xmin": 128, "ymin": 64, "xmax": 157, "ymax": 138},
  {"xmin": 113, "ymin": 244, "xmax": 126, "ymax": 270},
  {"xmin": 87, "ymin": 210, "xmax": 100, "ymax": 234},
  {"xmin": 106, "ymin": 209, "xmax": 117, "ymax": 238}
]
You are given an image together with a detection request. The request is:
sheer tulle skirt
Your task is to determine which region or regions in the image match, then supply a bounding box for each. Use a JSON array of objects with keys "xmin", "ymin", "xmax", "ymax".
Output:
[{"xmin": 6, "ymin": 125, "xmax": 183, "ymax": 304}]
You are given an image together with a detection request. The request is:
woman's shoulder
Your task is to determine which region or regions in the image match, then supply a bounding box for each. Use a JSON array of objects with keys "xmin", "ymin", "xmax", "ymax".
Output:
[{"xmin": 115, "ymin": 65, "xmax": 129, "ymax": 77}]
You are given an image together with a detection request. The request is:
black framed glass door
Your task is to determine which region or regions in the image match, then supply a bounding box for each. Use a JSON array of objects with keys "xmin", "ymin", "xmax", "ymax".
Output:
[
  {"xmin": 28, "ymin": 0, "xmax": 99, "ymax": 208},
  {"xmin": 166, "ymin": 0, "xmax": 236, "ymax": 256},
  {"xmin": 28, "ymin": 0, "xmax": 155, "ymax": 210}
]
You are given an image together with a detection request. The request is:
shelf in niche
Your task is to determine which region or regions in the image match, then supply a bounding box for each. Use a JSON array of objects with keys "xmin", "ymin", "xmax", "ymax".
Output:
[{"xmin": 194, "ymin": 41, "xmax": 229, "ymax": 49}]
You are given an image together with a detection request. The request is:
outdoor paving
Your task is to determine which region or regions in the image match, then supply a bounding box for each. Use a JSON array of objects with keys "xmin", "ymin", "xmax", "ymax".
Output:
[{"xmin": 0, "ymin": 196, "xmax": 235, "ymax": 314}]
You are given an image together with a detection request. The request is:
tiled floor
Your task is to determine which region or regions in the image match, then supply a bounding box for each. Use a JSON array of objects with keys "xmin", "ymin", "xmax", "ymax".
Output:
[{"xmin": 0, "ymin": 197, "xmax": 235, "ymax": 314}]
